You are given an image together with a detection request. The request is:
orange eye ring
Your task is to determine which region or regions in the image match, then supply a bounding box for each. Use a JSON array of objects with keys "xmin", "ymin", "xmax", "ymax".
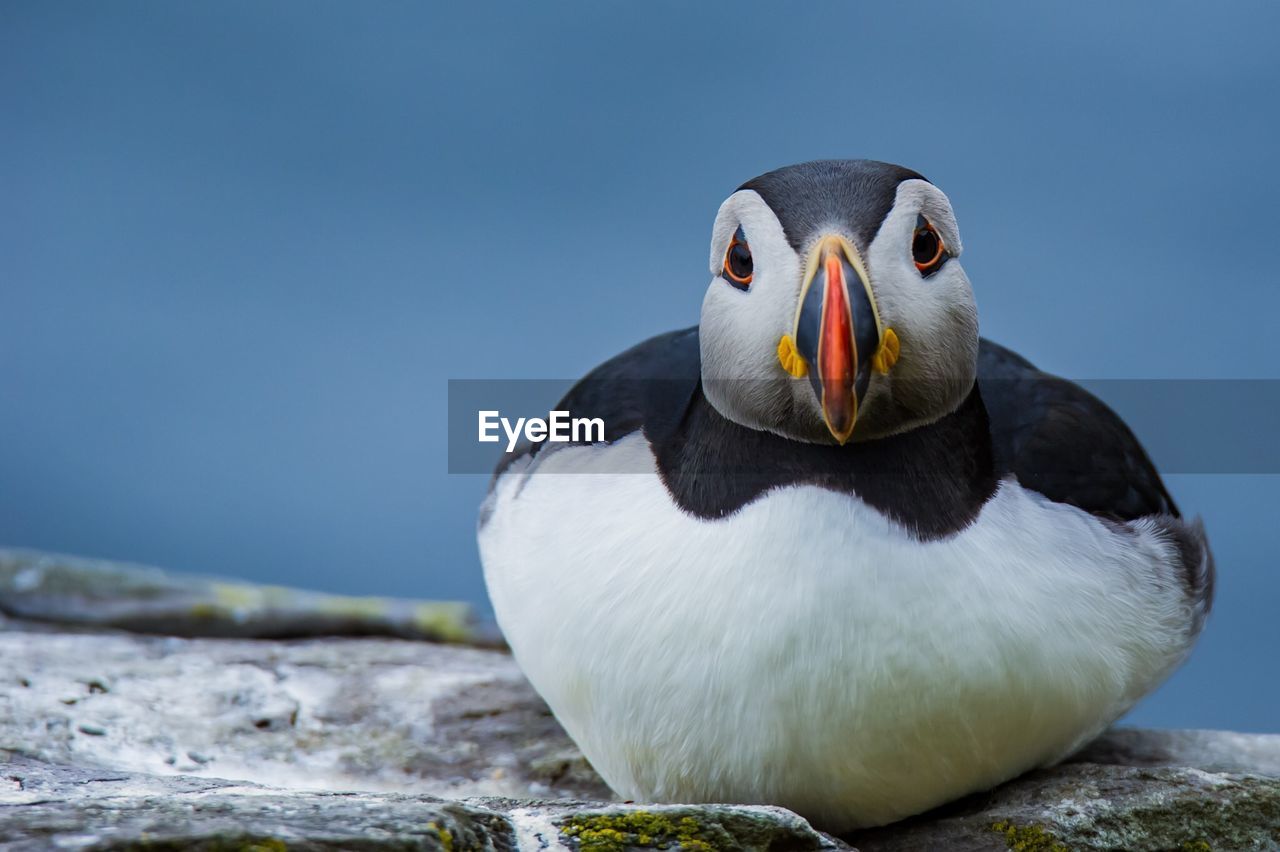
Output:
[
  {"xmin": 912, "ymin": 217, "xmax": 947, "ymax": 275},
  {"xmin": 723, "ymin": 227, "xmax": 753, "ymax": 290}
]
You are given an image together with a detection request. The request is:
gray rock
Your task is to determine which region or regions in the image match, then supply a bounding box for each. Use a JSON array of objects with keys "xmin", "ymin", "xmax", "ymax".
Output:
[
  {"xmin": 1, "ymin": 577, "xmax": 1278, "ymax": 849},
  {"xmin": 851, "ymin": 763, "xmax": 1280, "ymax": 851},
  {"xmin": 1070, "ymin": 726, "xmax": 1280, "ymax": 776},
  {"xmin": 0, "ymin": 757, "xmax": 850, "ymax": 851},
  {"xmin": 0, "ymin": 618, "xmax": 602, "ymax": 800},
  {"xmin": 0, "ymin": 756, "xmax": 516, "ymax": 851},
  {"xmin": 0, "ymin": 548, "xmax": 479, "ymax": 643}
]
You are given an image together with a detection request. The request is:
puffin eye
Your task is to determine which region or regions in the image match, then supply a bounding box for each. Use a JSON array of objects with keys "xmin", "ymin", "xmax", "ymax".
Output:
[
  {"xmin": 722, "ymin": 227, "xmax": 753, "ymax": 290},
  {"xmin": 912, "ymin": 215, "xmax": 947, "ymax": 276}
]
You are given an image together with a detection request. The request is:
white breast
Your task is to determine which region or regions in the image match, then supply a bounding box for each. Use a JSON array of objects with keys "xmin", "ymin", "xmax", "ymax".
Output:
[{"xmin": 478, "ymin": 434, "xmax": 1196, "ymax": 831}]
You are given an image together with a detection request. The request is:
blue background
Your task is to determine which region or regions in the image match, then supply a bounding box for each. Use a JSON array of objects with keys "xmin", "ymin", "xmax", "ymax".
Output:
[{"xmin": 3, "ymin": 2, "xmax": 1277, "ymax": 731}]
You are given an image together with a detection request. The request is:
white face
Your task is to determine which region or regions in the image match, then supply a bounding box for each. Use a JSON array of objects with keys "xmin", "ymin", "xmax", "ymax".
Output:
[{"xmin": 699, "ymin": 178, "xmax": 979, "ymax": 443}]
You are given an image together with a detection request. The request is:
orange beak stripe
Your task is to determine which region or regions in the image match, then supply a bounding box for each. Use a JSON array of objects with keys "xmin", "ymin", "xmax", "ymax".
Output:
[{"xmin": 818, "ymin": 248, "xmax": 857, "ymax": 443}]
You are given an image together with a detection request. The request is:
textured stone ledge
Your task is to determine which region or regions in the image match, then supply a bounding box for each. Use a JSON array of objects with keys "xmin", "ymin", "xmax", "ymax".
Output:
[
  {"xmin": 0, "ymin": 549, "xmax": 478, "ymax": 643},
  {"xmin": 0, "ymin": 759, "xmax": 848, "ymax": 852},
  {"xmin": 1, "ymin": 551, "xmax": 1277, "ymax": 850}
]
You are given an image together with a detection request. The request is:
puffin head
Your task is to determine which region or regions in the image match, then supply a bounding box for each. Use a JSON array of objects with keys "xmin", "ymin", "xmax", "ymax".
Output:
[{"xmin": 700, "ymin": 160, "xmax": 979, "ymax": 444}]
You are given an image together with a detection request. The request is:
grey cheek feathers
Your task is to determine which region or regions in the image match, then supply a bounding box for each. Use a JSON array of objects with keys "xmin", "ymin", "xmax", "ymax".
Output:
[
  {"xmin": 854, "ymin": 181, "xmax": 978, "ymax": 438},
  {"xmin": 699, "ymin": 192, "xmax": 813, "ymax": 440},
  {"xmin": 890, "ymin": 179, "xmax": 964, "ymax": 258},
  {"xmin": 708, "ymin": 189, "xmax": 777, "ymax": 275},
  {"xmin": 700, "ymin": 168, "xmax": 977, "ymax": 442}
]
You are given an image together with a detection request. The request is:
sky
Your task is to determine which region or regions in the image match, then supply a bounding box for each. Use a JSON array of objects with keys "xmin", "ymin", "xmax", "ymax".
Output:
[{"xmin": 2, "ymin": 2, "xmax": 1277, "ymax": 731}]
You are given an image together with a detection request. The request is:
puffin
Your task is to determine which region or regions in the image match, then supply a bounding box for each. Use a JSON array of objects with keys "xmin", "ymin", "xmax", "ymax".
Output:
[{"xmin": 477, "ymin": 160, "xmax": 1214, "ymax": 831}]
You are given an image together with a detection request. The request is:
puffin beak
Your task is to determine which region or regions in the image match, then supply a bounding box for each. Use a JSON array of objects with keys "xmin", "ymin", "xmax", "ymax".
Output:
[{"xmin": 791, "ymin": 235, "xmax": 885, "ymax": 444}]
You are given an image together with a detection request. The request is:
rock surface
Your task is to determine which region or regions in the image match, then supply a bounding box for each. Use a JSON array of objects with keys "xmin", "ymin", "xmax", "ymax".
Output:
[
  {"xmin": 0, "ymin": 552, "xmax": 1277, "ymax": 850},
  {"xmin": 854, "ymin": 763, "xmax": 1280, "ymax": 851},
  {"xmin": 0, "ymin": 549, "xmax": 479, "ymax": 643},
  {"xmin": 0, "ymin": 758, "xmax": 845, "ymax": 852},
  {"xmin": 0, "ymin": 616, "xmax": 600, "ymax": 801}
]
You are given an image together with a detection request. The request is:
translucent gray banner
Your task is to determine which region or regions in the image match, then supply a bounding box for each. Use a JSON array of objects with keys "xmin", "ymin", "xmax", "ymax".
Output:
[{"xmin": 448, "ymin": 379, "xmax": 1280, "ymax": 475}]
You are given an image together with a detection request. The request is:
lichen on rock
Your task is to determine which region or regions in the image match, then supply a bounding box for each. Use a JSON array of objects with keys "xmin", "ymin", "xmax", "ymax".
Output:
[
  {"xmin": 560, "ymin": 811, "xmax": 737, "ymax": 852},
  {"xmin": 0, "ymin": 548, "xmax": 477, "ymax": 643},
  {"xmin": 1, "ymin": 550, "xmax": 1278, "ymax": 851},
  {"xmin": 990, "ymin": 820, "xmax": 1069, "ymax": 852}
]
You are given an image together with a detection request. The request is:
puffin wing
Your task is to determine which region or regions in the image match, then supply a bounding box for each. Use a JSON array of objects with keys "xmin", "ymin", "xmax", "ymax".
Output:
[
  {"xmin": 494, "ymin": 327, "xmax": 701, "ymax": 474},
  {"xmin": 977, "ymin": 338, "xmax": 1177, "ymax": 521}
]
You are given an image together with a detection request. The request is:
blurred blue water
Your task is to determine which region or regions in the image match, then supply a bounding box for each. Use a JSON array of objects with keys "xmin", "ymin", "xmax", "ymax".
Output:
[{"xmin": 2, "ymin": 2, "xmax": 1276, "ymax": 730}]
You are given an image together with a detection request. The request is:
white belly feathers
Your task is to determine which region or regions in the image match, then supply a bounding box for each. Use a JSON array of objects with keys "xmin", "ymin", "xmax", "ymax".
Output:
[{"xmin": 478, "ymin": 434, "xmax": 1195, "ymax": 830}]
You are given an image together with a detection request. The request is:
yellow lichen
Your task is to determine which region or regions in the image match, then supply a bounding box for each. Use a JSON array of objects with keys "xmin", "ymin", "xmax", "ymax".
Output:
[
  {"xmin": 412, "ymin": 601, "xmax": 473, "ymax": 643},
  {"xmin": 315, "ymin": 594, "xmax": 389, "ymax": 620},
  {"xmin": 990, "ymin": 820, "xmax": 1069, "ymax": 852},
  {"xmin": 211, "ymin": 582, "xmax": 264, "ymax": 610},
  {"xmin": 426, "ymin": 820, "xmax": 454, "ymax": 852},
  {"xmin": 238, "ymin": 840, "xmax": 288, "ymax": 852},
  {"xmin": 189, "ymin": 602, "xmax": 221, "ymax": 620},
  {"xmin": 560, "ymin": 811, "xmax": 718, "ymax": 852}
]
